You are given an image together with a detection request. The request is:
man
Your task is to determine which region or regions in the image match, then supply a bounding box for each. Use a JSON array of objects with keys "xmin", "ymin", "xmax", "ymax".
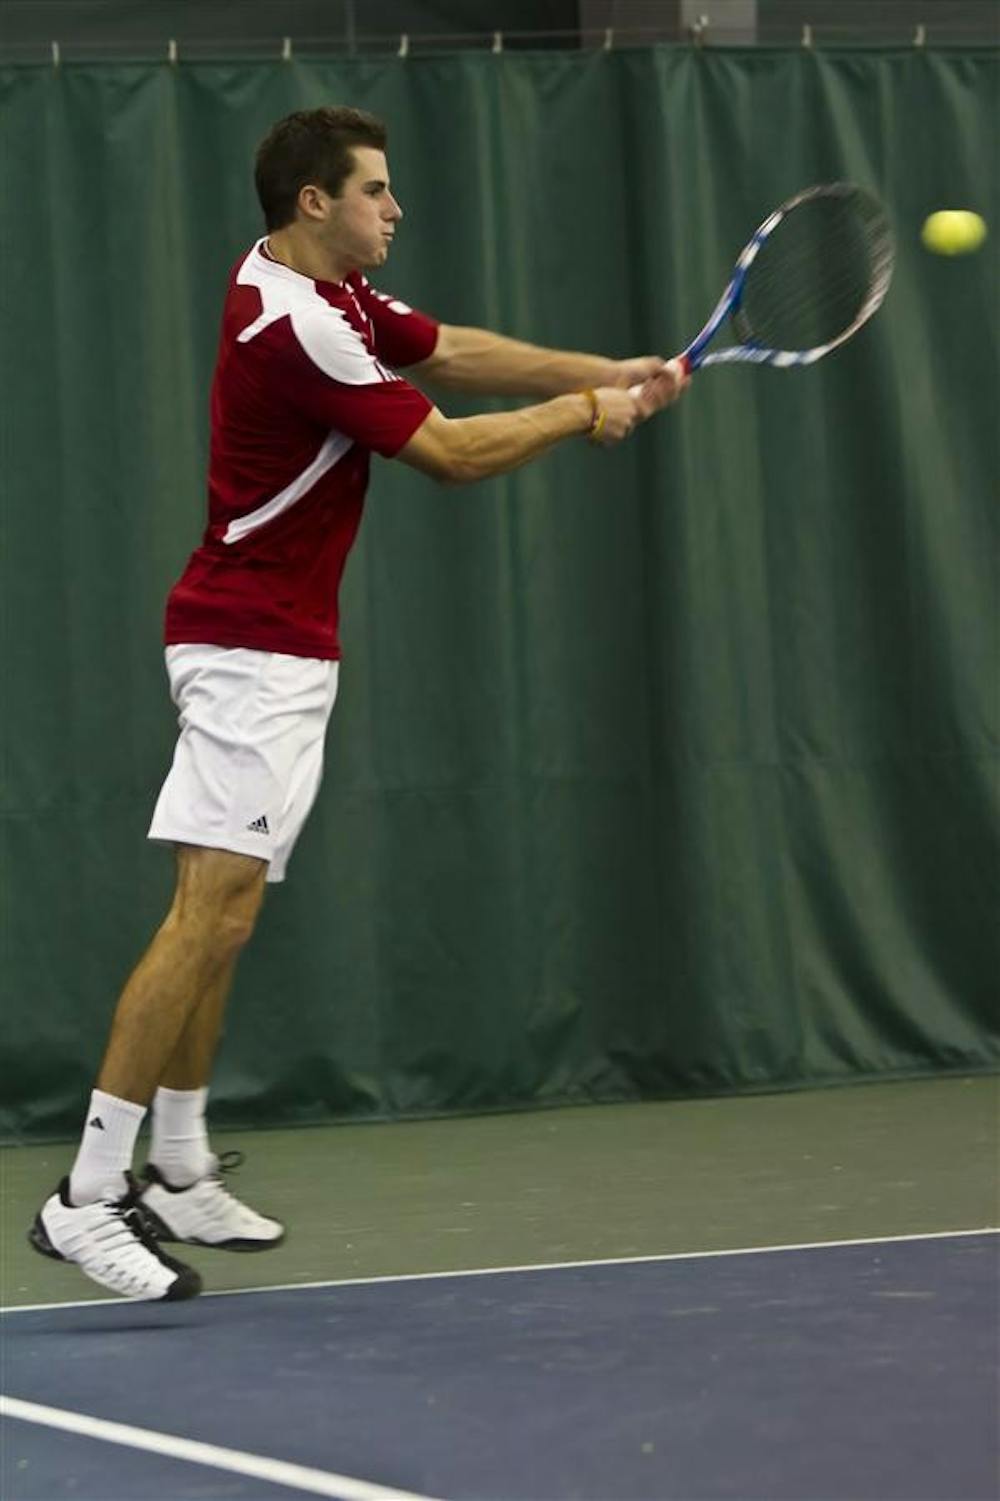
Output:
[{"xmin": 30, "ymin": 107, "xmax": 687, "ymax": 1300}]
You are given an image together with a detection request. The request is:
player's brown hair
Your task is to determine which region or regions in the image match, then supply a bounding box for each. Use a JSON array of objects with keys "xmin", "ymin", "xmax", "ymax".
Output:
[{"xmin": 254, "ymin": 107, "xmax": 388, "ymax": 231}]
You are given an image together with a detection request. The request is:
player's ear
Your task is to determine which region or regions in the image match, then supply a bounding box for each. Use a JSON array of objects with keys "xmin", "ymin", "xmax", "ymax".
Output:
[{"xmin": 297, "ymin": 184, "xmax": 329, "ymax": 222}]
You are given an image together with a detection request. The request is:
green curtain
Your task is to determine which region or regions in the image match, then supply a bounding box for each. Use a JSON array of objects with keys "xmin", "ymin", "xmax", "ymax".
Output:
[{"xmin": 1, "ymin": 48, "xmax": 997, "ymax": 1139}]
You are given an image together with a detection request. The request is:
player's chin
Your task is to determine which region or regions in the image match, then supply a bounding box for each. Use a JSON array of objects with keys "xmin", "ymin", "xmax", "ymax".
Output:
[{"xmin": 357, "ymin": 245, "xmax": 388, "ymax": 272}]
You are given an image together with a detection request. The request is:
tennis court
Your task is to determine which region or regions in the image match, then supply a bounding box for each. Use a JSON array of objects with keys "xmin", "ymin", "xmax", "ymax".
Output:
[{"xmin": 3, "ymin": 1079, "xmax": 997, "ymax": 1499}]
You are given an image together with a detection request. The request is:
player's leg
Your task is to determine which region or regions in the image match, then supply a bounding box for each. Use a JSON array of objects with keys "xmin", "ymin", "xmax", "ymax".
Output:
[
  {"xmin": 139, "ymin": 955, "xmax": 240, "ymax": 1189},
  {"xmin": 139, "ymin": 867, "xmax": 285, "ymax": 1251},
  {"xmin": 157, "ymin": 952, "xmax": 238, "ymax": 1095},
  {"xmin": 94, "ymin": 845, "xmax": 266, "ymax": 1110},
  {"xmin": 133, "ymin": 650, "xmax": 340, "ymax": 1253},
  {"xmin": 28, "ymin": 846, "xmax": 266, "ymax": 1300}
]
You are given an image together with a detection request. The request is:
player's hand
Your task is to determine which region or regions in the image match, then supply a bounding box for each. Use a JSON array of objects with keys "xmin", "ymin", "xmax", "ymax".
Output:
[
  {"xmin": 633, "ymin": 359, "xmax": 690, "ymax": 417},
  {"xmin": 611, "ymin": 355, "xmax": 670, "ymax": 388},
  {"xmin": 589, "ymin": 385, "xmax": 643, "ymax": 445}
]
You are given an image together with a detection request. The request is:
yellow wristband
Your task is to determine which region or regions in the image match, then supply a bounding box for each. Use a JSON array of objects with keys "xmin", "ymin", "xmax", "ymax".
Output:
[{"xmin": 581, "ymin": 388, "xmax": 606, "ymax": 443}]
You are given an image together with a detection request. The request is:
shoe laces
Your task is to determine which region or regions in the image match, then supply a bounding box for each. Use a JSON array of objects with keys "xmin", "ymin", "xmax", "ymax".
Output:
[
  {"xmin": 192, "ymin": 1152, "xmax": 264, "ymax": 1231},
  {"xmin": 109, "ymin": 1178, "xmax": 165, "ymax": 1250}
]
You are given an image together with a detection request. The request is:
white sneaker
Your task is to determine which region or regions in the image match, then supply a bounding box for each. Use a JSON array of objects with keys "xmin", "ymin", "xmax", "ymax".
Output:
[
  {"xmin": 29, "ymin": 1176, "xmax": 202, "ymax": 1301},
  {"xmin": 139, "ymin": 1153, "xmax": 285, "ymax": 1251}
]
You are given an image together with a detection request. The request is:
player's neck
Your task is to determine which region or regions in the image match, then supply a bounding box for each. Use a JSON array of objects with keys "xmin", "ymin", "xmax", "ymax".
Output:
[{"xmin": 264, "ymin": 227, "xmax": 353, "ymax": 287}]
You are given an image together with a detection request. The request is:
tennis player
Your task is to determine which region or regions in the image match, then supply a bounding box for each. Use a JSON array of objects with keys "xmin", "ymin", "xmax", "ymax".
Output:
[{"xmin": 30, "ymin": 107, "xmax": 687, "ymax": 1300}]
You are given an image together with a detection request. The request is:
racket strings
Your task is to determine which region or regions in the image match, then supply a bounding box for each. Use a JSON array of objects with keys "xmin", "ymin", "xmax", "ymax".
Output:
[
  {"xmin": 741, "ymin": 254, "xmax": 866, "ymax": 348},
  {"xmin": 741, "ymin": 228, "xmax": 870, "ymax": 348},
  {"xmin": 735, "ymin": 190, "xmax": 892, "ymax": 354}
]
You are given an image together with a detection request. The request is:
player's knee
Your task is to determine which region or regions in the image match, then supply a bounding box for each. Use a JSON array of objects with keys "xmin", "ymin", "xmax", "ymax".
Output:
[
  {"xmin": 210, "ymin": 873, "xmax": 266, "ymax": 951},
  {"xmin": 170, "ymin": 847, "xmax": 266, "ymax": 955},
  {"xmin": 170, "ymin": 888, "xmax": 261, "ymax": 959},
  {"xmin": 212, "ymin": 902, "xmax": 260, "ymax": 955}
]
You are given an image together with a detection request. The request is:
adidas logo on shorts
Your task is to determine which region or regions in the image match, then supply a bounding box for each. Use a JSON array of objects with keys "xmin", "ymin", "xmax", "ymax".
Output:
[{"xmin": 246, "ymin": 814, "xmax": 270, "ymax": 835}]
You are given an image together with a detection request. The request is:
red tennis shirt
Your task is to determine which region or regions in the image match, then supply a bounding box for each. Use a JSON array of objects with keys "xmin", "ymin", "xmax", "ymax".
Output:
[{"xmin": 164, "ymin": 239, "xmax": 439, "ymax": 660}]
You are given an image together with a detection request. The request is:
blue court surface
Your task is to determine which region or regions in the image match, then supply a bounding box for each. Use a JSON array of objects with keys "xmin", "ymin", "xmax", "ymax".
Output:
[{"xmin": 2, "ymin": 1230, "xmax": 996, "ymax": 1501}]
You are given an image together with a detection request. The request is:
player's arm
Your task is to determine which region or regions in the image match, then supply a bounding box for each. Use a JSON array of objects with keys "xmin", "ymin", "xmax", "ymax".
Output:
[
  {"xmin": 396, "ymin": 385, "xmax": 655, "ymax": 485},
  {"xmin": 278, "ymin": 304, "xmax": 684, "ymax": 486},
  {"xmin": 414, "ymin": 324, "xmax": 670, "ymax": 398}
]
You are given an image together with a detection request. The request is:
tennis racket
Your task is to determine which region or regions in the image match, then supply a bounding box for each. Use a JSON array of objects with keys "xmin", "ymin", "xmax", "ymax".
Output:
[{"xmin": 643, "ymin": 182, "xmax": 894, "ymax": 380}]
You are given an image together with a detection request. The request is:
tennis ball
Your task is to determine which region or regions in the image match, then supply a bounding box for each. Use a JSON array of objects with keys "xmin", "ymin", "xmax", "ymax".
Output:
[{"xmin": 921, "ymin": 210, "xmax": 987, "ymax": 256}]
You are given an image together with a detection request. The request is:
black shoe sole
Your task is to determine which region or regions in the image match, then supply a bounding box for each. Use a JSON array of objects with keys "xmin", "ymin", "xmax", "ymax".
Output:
[
  {"xmin": 161, "ymin": 1234, "xmax": 285, "ymax": 1252},
  {"xmin": 27, "ymin": 1214, "xmax": 63, "ymax": 1262},
  {"xmin": 141, "ymin": 1202, "xmax": 286, "ymax": 1253},
  {"xmin": 161, "ymin": 1266, "xmax": 204, "ymax": 1300}
]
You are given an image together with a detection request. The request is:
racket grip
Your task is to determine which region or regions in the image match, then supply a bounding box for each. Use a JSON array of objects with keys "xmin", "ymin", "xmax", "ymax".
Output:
[{"xmin": 628, "ymin": 356, "xmax": 690, "ymax": 398}]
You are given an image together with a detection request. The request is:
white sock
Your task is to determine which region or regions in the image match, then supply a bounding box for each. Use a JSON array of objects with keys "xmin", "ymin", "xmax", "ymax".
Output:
[
  {"xmin": 149, "ymin": 1086, "xmax": 211, "ymax": 1187},
  {"xmin": 69, "ymin": 1089, "xmax": 147, "ymax": 1205}
]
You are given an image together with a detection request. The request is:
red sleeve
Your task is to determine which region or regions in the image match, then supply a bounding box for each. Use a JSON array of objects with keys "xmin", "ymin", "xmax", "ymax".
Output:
[
  {"xmin": 352, "ymin": 276, "xmax": 440, "ymax": 368},
  {"xmin": 265, "ymin": 317, "xmax": 433, "ymax": 458}
]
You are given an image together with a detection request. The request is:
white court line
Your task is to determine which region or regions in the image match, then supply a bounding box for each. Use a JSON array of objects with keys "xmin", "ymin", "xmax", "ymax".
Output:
[
  {"xmin": 2, "ymin": 1226, "xmax": 996, "ymax": 1316},
  {"xmin": 0, "ymin": 1396, "xmax": 444, "ymax": 1501}
]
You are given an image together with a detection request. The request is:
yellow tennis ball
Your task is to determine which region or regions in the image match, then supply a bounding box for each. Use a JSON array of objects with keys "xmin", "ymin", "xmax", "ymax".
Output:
[{"xmin": 921, "ymin": 210, "xmax": 988, "ymax": 256}]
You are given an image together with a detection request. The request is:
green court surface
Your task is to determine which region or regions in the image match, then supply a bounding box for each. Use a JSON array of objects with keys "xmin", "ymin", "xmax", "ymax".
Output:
[{"xmin": 2, "ymin": 1075, "xmax": 996, "ymax": 1309}]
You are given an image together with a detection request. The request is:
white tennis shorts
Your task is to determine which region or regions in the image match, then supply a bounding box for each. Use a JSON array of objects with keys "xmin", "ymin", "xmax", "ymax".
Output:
[{"xmin": 148, "ymin": 644, "xmax": 340, "ymax": 883}]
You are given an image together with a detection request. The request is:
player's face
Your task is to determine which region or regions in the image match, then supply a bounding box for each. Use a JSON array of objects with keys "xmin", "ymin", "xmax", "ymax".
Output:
[{"xmin": 324, "ymin": 147, "xmax": 402, "ymax": 271}]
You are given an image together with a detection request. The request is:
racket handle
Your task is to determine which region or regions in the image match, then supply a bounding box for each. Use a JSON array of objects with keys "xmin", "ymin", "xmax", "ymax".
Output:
[{"xmin": 628, "ymin": 355, "xmax": 690, "ymax": 399}]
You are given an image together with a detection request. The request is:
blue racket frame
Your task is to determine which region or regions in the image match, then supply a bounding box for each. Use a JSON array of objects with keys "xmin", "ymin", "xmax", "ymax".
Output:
[{"xmin": 678, "ymin": 183, "xmax": 893, "ymax": 374}]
